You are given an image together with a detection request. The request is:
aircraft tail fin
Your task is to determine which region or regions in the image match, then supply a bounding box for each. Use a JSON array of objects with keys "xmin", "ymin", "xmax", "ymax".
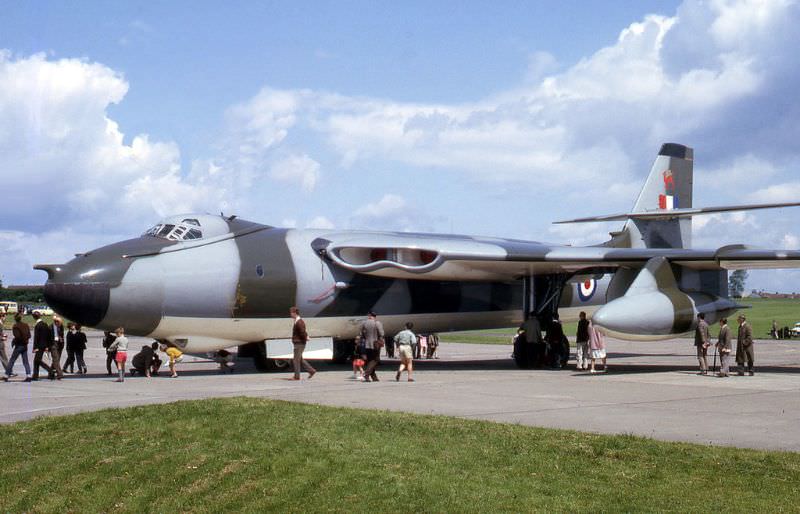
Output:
[
  {"xmin": 555, "ymin": 143, "xmax": 694, "ymax": 249},
  {"xmin": 611, "ymin": 143, "xmax": 694, "ymax": 249},
  {"xmin": 555, "ymin": 143, "xmax": 800, "ymax": 250}
]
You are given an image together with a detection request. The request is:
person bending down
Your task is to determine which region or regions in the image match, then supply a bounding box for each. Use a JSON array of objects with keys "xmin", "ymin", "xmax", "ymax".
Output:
[
  {"xmin": 131, "ymin": 342, "xmax": 162, "ymax": 377},
  {"xmin": 161, "ymin": 344, "xmax": 183, "ymax": 378}
]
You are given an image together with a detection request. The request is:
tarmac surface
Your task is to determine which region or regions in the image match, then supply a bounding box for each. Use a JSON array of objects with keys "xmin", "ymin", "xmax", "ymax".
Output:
[{"xmin": 2, "ymin": 330, "xmax": 800, "ymax": 452}]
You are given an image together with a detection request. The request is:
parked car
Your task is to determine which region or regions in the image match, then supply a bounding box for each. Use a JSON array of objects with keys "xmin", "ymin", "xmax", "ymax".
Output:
[
  {"xmin": 31, "ymin": 305, "xmax": 54, "ymax": 316},
  {"xmin": 791, "ymin": 323, "xmax": 800, "ymax": 337}
]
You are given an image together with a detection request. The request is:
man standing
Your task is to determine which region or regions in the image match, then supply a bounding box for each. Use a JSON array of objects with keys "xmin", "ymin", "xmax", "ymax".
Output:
[
  {"xmin": 394, "ymin": 322, "xmax": 416, "ymax": 382},
  {"xmin": 0, "ymin": 313, "xmax": 8, "ymax": 373},
  {"xmin": 289, "ymin": 307, "xmax": 316, "ymax": 381},
  {"xmin": 360, "ymin": 311, "xmax": 384, "ymax": 382},
  {"xmin": 49, "ymin": 316, "xmax": 65, "ymax": 380},
  {"xmin": 716, "ymin": 318, "xmax": 732, "ymax": 377},
  {"xmin": 3, "ymin": 314, "xmax": 31, "ymax": 381},
  {"xmin": 736, "ymin": 314, "xmax": 754, "ymax": 376},
  {"xmin": 31, "ymin": 311, "xmax": 54, "ymax": 380},
  {"xmin": 517, "ymin": 315, "xmax": 544, "ymax": 368},
  {"xmin": 575, "ymin": 312, "xmax": 590, "ymax": 371},
  {"xmin": 546, "ymin": 314, "xmax": 566, "ymax": 368},
  {"xmin": 694, "ymin": 313, "xmax": 711, "ymax": 375}
]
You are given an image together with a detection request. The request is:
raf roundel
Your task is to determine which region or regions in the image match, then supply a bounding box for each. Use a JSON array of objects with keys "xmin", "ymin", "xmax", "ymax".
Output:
[{"xmin": 577, "ymin": 278, "xmax": 596, "ymax": 302}]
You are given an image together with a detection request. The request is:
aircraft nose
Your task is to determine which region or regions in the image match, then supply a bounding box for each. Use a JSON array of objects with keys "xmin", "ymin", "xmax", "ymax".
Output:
[{"xmin": 43, "ymin": 281, "xmax": 110, "ymax": 327}]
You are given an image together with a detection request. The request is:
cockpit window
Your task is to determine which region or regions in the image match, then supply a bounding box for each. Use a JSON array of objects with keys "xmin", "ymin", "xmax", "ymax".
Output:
[
  {"xmin": 185, "ymin": 228, "xmax": 203, "ymax": 240},
  {"xmin": 143, "ymin": 221, "xmax": 204, "ymax": 241},
  {"xmin": 157, "ymin": 224, "xmax": 175, "ymax": 237}
]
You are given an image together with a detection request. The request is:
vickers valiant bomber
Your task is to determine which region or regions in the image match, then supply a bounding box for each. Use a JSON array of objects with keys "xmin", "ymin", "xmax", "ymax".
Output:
[{"xmin": 35, "ymin": 144, "xmax": 800, "ymax": 369}]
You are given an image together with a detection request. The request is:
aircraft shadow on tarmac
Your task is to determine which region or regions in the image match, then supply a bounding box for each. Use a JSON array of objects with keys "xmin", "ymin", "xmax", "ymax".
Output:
[{"xmin": 52, "ymin": 357, "xmax": 800, "ymax": 380}]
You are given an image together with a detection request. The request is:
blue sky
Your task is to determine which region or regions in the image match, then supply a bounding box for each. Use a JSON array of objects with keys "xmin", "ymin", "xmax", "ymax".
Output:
[{"xmin": 2, "ymin": 0, "xmax": 800, "ymax": 292}]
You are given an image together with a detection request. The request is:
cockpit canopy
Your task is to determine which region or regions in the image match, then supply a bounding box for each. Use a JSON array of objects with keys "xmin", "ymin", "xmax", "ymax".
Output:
[{"xmin": 143, "ymin": 214, "xmax": 232, "ymax": 241}]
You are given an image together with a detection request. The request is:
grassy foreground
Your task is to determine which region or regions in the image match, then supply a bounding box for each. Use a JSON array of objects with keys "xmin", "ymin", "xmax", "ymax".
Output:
[{"xmin": 1, "ymin": 398, "xmax": 799, "ymax": 513}]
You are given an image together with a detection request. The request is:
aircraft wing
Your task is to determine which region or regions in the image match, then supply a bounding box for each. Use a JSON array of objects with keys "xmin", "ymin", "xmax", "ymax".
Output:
[{"xmin": 312, "ymin": 234, "xmax": 800, "ymax": 281}]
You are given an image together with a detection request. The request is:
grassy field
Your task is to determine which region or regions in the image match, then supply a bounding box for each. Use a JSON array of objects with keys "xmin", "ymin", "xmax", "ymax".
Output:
[
  {"xmin": 1, "ymin": 398, "xmax": 798, "ymax": 512},
  {"xmin": 440, "ymin": 298, "xmax": 800, "ymax": 345},
  {"xmin": 735, "ymin": 297, "xmax": 800, "ymax": 338}
]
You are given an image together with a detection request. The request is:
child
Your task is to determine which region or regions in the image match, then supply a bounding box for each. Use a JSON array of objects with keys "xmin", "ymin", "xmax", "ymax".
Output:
[
  {"xmin": 352, "ymin": 355, "xmax": 365, "ymax": 380},
  {"xmin": 160, "ymin": 343, "xmax": 183, "ymax": 378}
]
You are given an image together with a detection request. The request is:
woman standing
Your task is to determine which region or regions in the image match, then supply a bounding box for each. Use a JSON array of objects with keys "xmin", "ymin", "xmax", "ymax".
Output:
[
  {"xmin": 588, "ymin": 320, "xmax": 607, "ymax": 373},
  {"xmin": 107, "ymin": 327, "xmax": 129, "ymax": 382}
]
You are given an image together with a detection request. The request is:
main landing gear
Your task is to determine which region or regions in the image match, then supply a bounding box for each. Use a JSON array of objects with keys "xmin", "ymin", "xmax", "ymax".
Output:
[{"xmin": 513, "ymin": 274, "xmax": 569, "ymax": 369}]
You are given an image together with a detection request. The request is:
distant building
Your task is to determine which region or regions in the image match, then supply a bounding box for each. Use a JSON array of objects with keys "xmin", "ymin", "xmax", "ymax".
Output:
[{"xmin": 751, "ymin": 290, "xmax": 800, "ymax": 299}]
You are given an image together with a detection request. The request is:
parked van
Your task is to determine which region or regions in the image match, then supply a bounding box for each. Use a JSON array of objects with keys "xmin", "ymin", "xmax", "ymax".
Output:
[{"xmin": 0, "ymin": 301, "xmax": 18, "ymax": 314}]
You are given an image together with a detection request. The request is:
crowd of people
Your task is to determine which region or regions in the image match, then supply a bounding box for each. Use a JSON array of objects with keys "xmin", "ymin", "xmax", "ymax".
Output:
[
  {"xmin": 694, "ymin": 313, "xmax": 756, "ymax": 377},
  {"xmin": 288, "ymin": 308, "xmax": 435, "ymax": 383},
  {"xmin": 349, "ymin": 312, "xmax": 438, "ymax": 382},
  {"xmin": 0, "ymin": 313, "xmax": 196, "ymax": 382},
  {"xmin": 2, "ymin": 306, "xmax": 762, "ymax": 383}
]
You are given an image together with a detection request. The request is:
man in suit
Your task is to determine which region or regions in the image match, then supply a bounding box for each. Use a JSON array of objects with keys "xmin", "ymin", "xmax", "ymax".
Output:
[
  {"xmin": 289, "ymin": 306, "xmax": 316, "ymax": 380},
  {"xmin": 694, "ymin": 313, "xmax": 711, "ymax": 375},
  {"xmin": 360, "ymin": 311, "xmax": 385, "ymax": 382},
  {"xmin": 716, "ymin": 317, "xmax": 732, "ymax": 377},
  {"xmin": 736, "ymin": 314, "xmax": 755, "ymax": 376},
  {"xmin": 49, "ymin": 316, "xmax": 65, "ymax": 379},
  {"xmin": 31, "ymin": 311, "xmax": 55, "ymax": 380}
]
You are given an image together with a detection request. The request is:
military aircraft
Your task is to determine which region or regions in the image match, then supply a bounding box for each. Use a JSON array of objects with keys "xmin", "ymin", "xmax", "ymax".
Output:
[{"xmin": 35, "ymin": 143, "xmax": 800, "ymax": 369}]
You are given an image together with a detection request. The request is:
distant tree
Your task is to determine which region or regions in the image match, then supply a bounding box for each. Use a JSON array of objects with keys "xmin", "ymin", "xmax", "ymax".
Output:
[{"xmin": 729, "ymin": 270, "xmax": 749, "ymax": 298}]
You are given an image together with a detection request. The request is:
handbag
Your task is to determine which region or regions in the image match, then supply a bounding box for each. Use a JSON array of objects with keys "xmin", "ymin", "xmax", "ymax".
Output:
[{"xmin": 375, "ymin": 337, "xmax": 385, "ymax": 350}]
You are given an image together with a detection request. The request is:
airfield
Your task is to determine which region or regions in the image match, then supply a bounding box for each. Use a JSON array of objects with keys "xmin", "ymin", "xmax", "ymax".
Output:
[{"xmin": 2, "ymin": 330, "xmax": 799, "ymax": 453}]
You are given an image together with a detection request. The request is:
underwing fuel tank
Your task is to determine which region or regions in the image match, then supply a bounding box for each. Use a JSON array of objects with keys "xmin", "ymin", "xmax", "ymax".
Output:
[{"xmin": 592, "ymin": 257, "xmax": 740, "ymax": 340}]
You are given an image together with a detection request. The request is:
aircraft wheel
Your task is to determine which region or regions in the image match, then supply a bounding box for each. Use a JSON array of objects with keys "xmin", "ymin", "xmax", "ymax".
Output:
[
  {"xmin": 238, "ymin": 341, "xmax": 283, "ymax": 372},
  {"xmin": 513, "ymin": 338, "xmax": 533, "ymax": 369},
  {"xmin": 332, "ymin": 339, "xmax": 355, "ymax": 364},
  {"xmin": 272, "ymin": 359, "xmax": 291, "ymax": 370}
]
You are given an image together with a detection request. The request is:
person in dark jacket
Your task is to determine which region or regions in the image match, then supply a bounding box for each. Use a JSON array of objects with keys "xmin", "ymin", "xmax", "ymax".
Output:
[
  {"xmin": 131, "ymin": 342, "xmax": 161, "ymax": 377},
  {"xmin": 103, "ymin": 331, "xmax": 117, "ymax": 376},
  {"xmin": 32, "ymin": 312, "xmax": 56, "ymax": 380},
  {"xmin": 575, "ymin": 311, "xmax": 591, "ymax": 371},
  {"xmin": 546, "ymin": 314, "xmax": 566, "ymax": 369},
  {"xmin": 289, "ymin": 306, "xmax": 316, "ymax": 380},
  {"xmin": 65, "ymin": 323, "xmax": 88, "ymax": 374},
  {"xmin": 63, "ymin": 323, "xmax": 77, "ymax": 373},
  {"xmin": 3, "ymin": 314, "xmax": 31, "ymax": 381}
]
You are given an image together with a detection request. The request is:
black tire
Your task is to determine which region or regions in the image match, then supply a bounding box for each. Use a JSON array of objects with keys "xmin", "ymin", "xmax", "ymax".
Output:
[
  {"xmin": 238, "ymin": 341, "xmax": 282, "ymax": 372},
  {"xmin": 513, "ymin": 338, "xmax": 533, "ymax": 369},
  {"xmin": 332, "ymin": 339, "xmax": 355, "ymax": 364}
]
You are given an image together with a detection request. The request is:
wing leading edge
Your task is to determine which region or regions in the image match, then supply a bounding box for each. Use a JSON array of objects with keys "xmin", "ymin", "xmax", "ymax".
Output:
[{"xmin": 313, "ymin": 234, "xmax": 800, "ymax": 281}]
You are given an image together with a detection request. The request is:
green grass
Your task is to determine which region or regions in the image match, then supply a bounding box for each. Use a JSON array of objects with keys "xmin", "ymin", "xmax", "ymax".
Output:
[
  {"xmin": 0, "ymin": 398, "xmax": 798, "ymax": 513},
  {"xmin": 736, "ymin": 298, "xmax": 800, "ymax": 338}
]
